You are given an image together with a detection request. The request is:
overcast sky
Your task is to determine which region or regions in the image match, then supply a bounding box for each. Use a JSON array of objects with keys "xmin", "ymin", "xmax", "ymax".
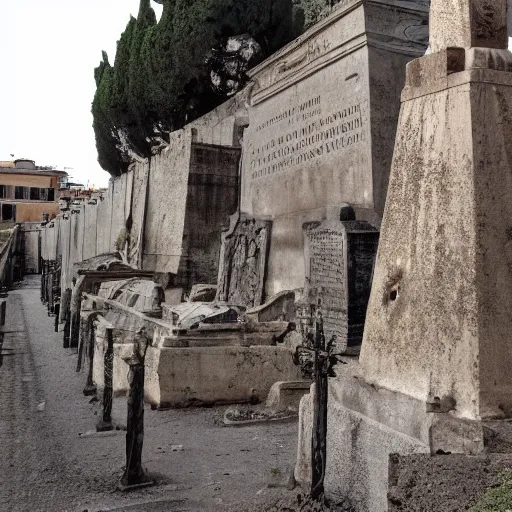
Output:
[{"xmin": 0, "ymin": 1, "xmax": 162, "ymax": 188}]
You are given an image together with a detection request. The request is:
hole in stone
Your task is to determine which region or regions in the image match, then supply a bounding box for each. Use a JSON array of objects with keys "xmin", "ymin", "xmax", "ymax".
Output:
[{"xmin": 389, "ymin": 290, "xmax": 398, "ymax": 301}]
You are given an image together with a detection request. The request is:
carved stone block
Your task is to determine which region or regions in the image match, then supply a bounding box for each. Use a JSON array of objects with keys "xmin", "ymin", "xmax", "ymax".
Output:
[
  {"xmin": 216, "ymin": 213, "xmax": 272, "ymax": 308},
  {"xmin": 304, "ymin": 208, "xmax": 379, "ymax": 353}
]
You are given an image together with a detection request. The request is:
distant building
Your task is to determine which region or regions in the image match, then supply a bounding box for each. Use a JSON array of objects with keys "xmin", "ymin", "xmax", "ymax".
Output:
[{"xmin": 0, "ymin": 159, "xmax": 68, "ymax": 223}]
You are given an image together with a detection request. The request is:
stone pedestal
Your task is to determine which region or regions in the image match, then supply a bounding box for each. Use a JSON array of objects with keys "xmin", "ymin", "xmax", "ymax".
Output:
[
  {"xmin": 308, "ymin": 2, "xmax": 512, "ymax": 509},
  {"xmin": 360, "ymin": 47, "xmax": 512, "ymax": 421}
]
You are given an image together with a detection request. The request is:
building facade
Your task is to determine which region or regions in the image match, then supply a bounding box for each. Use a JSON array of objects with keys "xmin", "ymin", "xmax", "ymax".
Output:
[{"xmin": 0, "ymin": 159, "xmax": 68, "ymax": 223}]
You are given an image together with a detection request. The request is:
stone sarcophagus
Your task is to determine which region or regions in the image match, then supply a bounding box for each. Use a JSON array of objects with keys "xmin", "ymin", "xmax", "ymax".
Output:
[
  {"xmin": 216, "ymin": 213, "xmax": 272, "ymax": 308},
  {"xmin": 303, "ymin": 206, "xmax": 379, "ymax": 353}
]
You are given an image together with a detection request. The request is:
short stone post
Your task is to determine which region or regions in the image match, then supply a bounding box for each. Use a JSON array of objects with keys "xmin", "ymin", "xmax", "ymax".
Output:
[
  {"xmin": 119, "ymin": 330, "xmax": 154, "ymax": 490},
  {"xmin": 97, "ymin": 327, "xmax": 114, "ymax": 432}
]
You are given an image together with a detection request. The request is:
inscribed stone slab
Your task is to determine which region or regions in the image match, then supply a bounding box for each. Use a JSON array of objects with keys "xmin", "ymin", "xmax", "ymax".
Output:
[
  {"xmin": 237, "ymin": 1, "xmax": 426, "ymax": 296},
  {"xmin": 143, "ymin": 129, "xmax": 192, "ymax": 274},
  {"xmin": 305, "ymin": 217, "xmax": 378, "ymax": 352}
]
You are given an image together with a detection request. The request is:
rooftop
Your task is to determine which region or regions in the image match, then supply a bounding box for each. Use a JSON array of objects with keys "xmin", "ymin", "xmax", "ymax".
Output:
[{"xmin": 0, "ymin": 160, "xmax": 67, "ymax": 176}]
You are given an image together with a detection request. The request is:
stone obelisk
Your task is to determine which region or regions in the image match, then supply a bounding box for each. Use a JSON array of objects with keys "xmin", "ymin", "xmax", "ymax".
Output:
[{"xmin": 359, "ymin": 0, "xmax": 512, "ymax": 421}]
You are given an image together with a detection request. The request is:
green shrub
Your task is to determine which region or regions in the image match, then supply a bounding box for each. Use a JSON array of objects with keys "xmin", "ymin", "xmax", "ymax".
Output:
[{"xmin": 471, "ymin": 471, "xmax": 512, "ymax": 512}]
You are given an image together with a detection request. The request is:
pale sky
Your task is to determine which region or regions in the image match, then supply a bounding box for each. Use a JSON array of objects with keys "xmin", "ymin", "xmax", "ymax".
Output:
[
  {"xmin": 0, "ymin": 1, "xmax": 163, "ymax": 189},
  {"xmin": 2, "ymin": 3, "xmax": 512, "ymax": 189}
]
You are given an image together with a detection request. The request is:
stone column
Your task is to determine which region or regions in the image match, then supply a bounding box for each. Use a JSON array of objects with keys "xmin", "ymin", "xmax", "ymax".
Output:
[
  {"xmin": 360, "ymin": 0, "xmax": 512, "ymax": 421},
  {"xmin": 320, "ymin": 1, "xmax": 512, "ymax": 508}
]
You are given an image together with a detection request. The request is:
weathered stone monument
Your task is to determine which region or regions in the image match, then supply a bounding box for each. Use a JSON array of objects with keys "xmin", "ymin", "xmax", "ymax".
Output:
[
  {"xmin": 296, "ymin": 0, "xmax": 512, "ymax": 510},
  {"xmin": 216, "ymin": 213, "xmax": 272, "ymax": 308},
  {"xmin": 361, "ymin": 0, "xmax": 512, "ymax": 422},
  {"xmin": 303, "ymin": 205, "xmax": 379, "ymax": 353},
  {"xmin": 240, "ymin": 0, "xmax": 429, "ymax": 298}
]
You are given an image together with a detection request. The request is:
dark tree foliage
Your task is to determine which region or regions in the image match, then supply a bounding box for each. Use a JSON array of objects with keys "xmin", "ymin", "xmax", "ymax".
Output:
[
  {"xmin": 92, "ymin": 52, "xmax": 130, "ymax": 177},
  {"xmin": 92, "ymin": 0, "xmax": 300, "ymax": 176}
]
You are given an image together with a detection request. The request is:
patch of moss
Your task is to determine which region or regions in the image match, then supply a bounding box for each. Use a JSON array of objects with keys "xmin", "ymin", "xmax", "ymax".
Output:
[{"xmin": 471, "ymin": 471, "xmax": 512, "ymax": 512}]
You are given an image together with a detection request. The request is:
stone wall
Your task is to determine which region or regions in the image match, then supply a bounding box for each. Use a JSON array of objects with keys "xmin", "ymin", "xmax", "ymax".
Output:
[
  {"xmin": 241, "ymin": 0, "xmax": 428, "ymax": 297},
  {"xmin": 174, "ymin": 142, "xmax": 240, "ymax": 288},
  {"xmin": 50, "ymin": 130, "xmax": 240, "ymax": 302}
]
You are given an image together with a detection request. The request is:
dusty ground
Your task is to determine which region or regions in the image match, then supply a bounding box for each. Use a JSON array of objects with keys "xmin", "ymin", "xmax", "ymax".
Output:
[{"xmin": 0, "ymin": 276, "xmax": 309, "ymax": 512}]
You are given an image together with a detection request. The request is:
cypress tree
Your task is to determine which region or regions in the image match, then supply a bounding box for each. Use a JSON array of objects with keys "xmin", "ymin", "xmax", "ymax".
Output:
[
  {"xmin": 92, "ymin": 0, "xmax": 301, "ymax": 176},
  {"xmin": 92, "ymin": 52, "xmax": 130, "ymax": 176},
  {"xmin": 128, "ymin": 0, "xmax": 158, "ymax": 151}
]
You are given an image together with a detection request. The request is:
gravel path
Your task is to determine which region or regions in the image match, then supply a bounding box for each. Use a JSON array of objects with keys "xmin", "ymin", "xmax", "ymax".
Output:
[{"xmin": 0, "ymin": 276, "xmax": 305, "ymax": 511}]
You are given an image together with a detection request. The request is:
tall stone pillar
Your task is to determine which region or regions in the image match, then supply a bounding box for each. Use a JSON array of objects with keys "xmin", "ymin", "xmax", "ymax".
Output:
[
  {"xmin": 316, "ymin": 1, "xmax": 512, "ymax": 510},
  {"xmin": 430, "ymin": 0, "xmax": 507, "ymax": 51},
  {"xmin": 360, "ymin": 0, "xmax": 512, "ymax": 421}
]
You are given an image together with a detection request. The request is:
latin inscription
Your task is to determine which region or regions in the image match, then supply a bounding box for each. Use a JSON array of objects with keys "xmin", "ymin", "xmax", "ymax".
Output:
[
  {"xmin": 250, "ymin": 96, "xmax": 367, "ymax": 180},
  {"xmin": 308, "ymin": 228, "xmax": 347, "ymax": 346}
]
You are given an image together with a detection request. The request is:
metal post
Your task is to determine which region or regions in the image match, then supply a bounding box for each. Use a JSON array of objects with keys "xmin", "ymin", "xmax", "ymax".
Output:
[
  {"xmin": 97, "ymin": 327, "xmax": 114, "ymax": 432},
  {"xmin": 0, "ymin": 299, "xmax": 6, "ymax": 327},
  {"xmin": 70, "ymin": 308, "xmax": 80, "ymax": 349},
  {"xmin": 83, "ymin": 318, "xmax": 97, "ymax": 396},
  {"xmin": 119, "ymin": 331, "xmax": 154, "ymax": 490},
  {"xmin": 311, "ymin": 310, "xmax": 328, "ymax": 500},
  {"xmin": 62, "ymin": 289, "xmax": 71, "ymax": 349},
  {"xmin": 83, "ymin": 314, "xmax": 98, "ymax": 396},
  {"xmin": 54, "ymin": 303, "xmax": 60, "ymax": 332},
  {"xmin": 40, "ymin": 261, "xmax": 45, "ymax": 302}
]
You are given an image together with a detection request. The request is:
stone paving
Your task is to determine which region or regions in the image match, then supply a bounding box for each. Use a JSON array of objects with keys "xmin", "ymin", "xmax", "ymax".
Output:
[{"xmin": 0, "ymin": 276, "xmax": 302, "ymax": 511}]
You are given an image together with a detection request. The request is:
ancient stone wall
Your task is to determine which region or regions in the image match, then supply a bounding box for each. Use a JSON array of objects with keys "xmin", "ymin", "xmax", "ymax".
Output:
[
  {"xmin": 175, "ymin": 143, "xmax": 240, "ymax": 289},
  {"xmin": 241, "ymin": 0, "xmax": 428, "ymax": 296}
]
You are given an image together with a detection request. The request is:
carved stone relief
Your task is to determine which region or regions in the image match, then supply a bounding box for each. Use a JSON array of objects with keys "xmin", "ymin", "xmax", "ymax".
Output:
[{"xmin": 216, "ymin": 213, "xmax": 272, "ymax": 308}]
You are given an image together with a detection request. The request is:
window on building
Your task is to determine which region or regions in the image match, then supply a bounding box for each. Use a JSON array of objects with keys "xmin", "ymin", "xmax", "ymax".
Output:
[
  {"xmin": 30, "ymin": 187, "xmax": 41, "ymax": 200},
  {"xmin": 48, "ymin": 188, "xmax": 55, "ymax": 201},
  {"xmin": 14, "ymin": 186, "xmax": 29, "ymax": 200},
  {"xmin": 1, "ymin": 204, "xmax": 15, "ymax": 221},
  {"xmin": 0, "ymin": 186, "xmax": 5, "ymax": 199}
]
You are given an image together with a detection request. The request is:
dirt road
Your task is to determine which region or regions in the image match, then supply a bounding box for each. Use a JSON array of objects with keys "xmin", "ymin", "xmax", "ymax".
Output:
[{"xmin": 0, "ymin": 276, "xmax": 299, "ymax": 512}]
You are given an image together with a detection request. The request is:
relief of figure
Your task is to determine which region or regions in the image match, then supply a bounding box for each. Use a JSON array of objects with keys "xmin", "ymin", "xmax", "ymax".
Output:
[{"xmin": 217, "ymin": 216, "xmax": 272, "ymax": 308}]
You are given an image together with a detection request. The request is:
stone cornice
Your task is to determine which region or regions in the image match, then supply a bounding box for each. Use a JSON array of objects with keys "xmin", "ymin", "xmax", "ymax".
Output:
[{"xmin": 247, "ymin": 0, "xmax": 428, "ymax": 106}]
